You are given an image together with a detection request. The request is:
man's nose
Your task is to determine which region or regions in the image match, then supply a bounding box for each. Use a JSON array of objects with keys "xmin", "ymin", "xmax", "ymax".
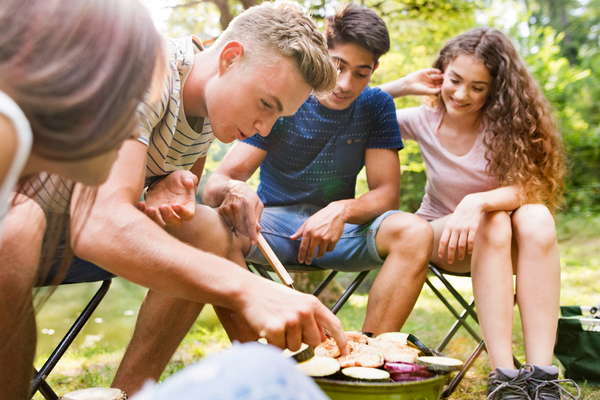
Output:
[
  {"xmin": 337, "ymin": 70, "xmax": 352, "ymax": 93},
  {"xmin": 254, "ymin": 116, "xmax": 278, "ymax": 137}
]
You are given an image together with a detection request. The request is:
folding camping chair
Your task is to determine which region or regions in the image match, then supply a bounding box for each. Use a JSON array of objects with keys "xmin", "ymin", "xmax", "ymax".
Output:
[
  {"xmin": 425, "ymin": 263, "xmax": 521, "ymax": 398},
  {"xmin": 247, "ymin": 261, "xmax": 370, "ymax": 315},
  {"xmin": 554, "ymin": 301, "xmax": 600, "ymax": 386},
  {"xmin": 30, "ymin": 277, "xmax": 113, "ymax": 400}
]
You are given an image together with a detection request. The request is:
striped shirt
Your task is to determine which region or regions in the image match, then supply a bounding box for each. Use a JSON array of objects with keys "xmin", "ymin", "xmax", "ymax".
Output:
[
  {"xmin": 137, "ymin": 35, "xmax": 214, "ymax": 186},
  {"xmin": 29, "ymin": 36, "xmax": 215, "ymax": 213}
]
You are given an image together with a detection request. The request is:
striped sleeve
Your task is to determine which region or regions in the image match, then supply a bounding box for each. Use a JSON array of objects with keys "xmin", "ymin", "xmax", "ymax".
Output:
[{"xmin": 137, "ymin": 74, "xmax": 171, "ymax": 147}]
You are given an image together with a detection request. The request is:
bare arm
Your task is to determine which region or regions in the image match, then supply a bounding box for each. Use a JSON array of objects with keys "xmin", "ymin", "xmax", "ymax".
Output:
[
  {"xmin": 291, "ymin": 148, "xmax": 401, "ymax": 264},
  {"xmin": 378, "ymin": 68, "xmax": 443, "ymax": 99},
  {"xmin": 0, "ymin": 114, "xmax": 17, "ymax": 189},
  {"xmin": 139, "ymin": 157, "xmax": 206, "ymax": 229},
  {"xmin": 71, "ymin": 140, "xmax": 248, "ymax": 302},
  {"xmin": 203, "ymin": 141, "xmax": 267, "ymax": 246},
  {"xmin": 71, "ymin": 140, "xmax": 348, "ymax": 351},
  {"xmin": 439, "ymin": 185, "xmax": 521, "ymax": 263}
]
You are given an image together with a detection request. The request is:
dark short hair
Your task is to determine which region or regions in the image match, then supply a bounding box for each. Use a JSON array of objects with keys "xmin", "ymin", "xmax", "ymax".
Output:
[{"xmin": 324, "ymin": 4, "xmax": 390, "ymax": 64}]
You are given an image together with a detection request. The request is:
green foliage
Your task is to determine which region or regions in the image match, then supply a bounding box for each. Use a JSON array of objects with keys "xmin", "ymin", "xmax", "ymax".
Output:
[
  {"xmin": 165, "ymin": 2, "xmax": 223, "ymax": 40},
  {"xmin": 158, "ymin": 0, "xmax": 600, "ymax": 213},
  {"xmin": 513, "ymin": 0, "xmax": 600, "ymax": 211}
]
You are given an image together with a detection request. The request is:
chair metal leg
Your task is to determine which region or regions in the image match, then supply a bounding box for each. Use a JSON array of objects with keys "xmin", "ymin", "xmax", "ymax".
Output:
[
  {"xmin": 442, "ymin": 339, "xmax": 487, "ymax": 398},
  {"xmin": 330, "ymin": 270, "xmax": 369, "ymax": 315},
  {"xmin": 426, "ymin": 278, "xmax": 482, "ymax": 349},
  {"xmin": 428, "ymin": 264, "xmax": 523, "ymax": 398},
  {"xmin": 429, "ymin": 266, "xmax": 479, "ymax": 322},
  {"xmin": 250, "ymin": 263, "xmax": 275, "ymax": 281},
  {"xmin": 30, "ymin": 279, "xmax": 112, "ymax": 399},
  {"xmin": 32, "ymin": 368, "xmax": 59, "ymax": 400},
  {"xmin": 312, "ymin": 271, "xmax": 338, "ymax": 297}
]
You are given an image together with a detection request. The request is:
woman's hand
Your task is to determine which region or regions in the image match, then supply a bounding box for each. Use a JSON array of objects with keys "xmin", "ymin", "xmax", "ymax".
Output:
[{"xmin": 438, "ymin": 194, "xmax": 485, "ymax": 264}]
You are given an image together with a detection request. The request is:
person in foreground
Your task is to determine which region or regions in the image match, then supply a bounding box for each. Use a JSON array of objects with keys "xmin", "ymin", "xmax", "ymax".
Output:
[
  {"xmin": 0, "ymin": 0, "xmax": 164, "ymax": 398},
  {"xmin": 129, "ymin": 343, "xmax": 329, "ymax": 400},
  {"xmin": 47, "ymin": 1, "xmax": 347, "ymax": 396},
  {"xmin": 380, "ymin": 27, "xmax": 580, "ymax": 400},
  {"xmin": 202, "ymin": 4, "xmax": 438, "ymax": 336}
]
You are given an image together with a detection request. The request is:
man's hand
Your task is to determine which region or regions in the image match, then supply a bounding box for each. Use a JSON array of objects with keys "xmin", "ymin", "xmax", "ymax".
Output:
[
  {"xmin": 401, "ymin": 68, "xmax": 444, "ymax": 96},
  {"xmin": 240, "ymin": 279, "xmax": 348, "ymax": 354},
  {"xmin": 137, "ymin": 170, "xmax": 198, "ymax": 229},
  {"xmin": 289, "ymin": 202, "xmax": 347, "ymax": 265},
  {"xmin": 378, "ymin": 68, "xmax": 443, "ymax": 98},
  {"xmin": 217, "ymin": 181, "xmax": 263, "ymax": 246}
]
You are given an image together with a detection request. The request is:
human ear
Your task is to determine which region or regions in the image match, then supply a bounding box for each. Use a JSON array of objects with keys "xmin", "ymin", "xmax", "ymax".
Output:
[
  {"xmin": 373, "ymin": 62, "xmax": 380, "ymax": 73},
  {"xmin": 217, "ymin": 41, "xmax": 244, "ymax": 76}
]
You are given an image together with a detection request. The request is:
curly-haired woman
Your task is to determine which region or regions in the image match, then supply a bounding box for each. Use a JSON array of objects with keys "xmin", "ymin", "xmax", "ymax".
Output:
[{"xmin": 380, "ymin": 28, "xmax": 579, "ymax": 400}]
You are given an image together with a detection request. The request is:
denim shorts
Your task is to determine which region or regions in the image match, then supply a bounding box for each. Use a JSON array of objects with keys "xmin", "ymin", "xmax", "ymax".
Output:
[{"xmin": 245, "ymin": 203, "xmax": 402, "ymax": 272}]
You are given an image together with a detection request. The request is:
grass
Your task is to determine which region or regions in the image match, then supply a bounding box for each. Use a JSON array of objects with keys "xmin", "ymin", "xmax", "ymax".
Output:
[{"xmin": 33, "ymin": 213, "xmax": 600, "ymax": 399}]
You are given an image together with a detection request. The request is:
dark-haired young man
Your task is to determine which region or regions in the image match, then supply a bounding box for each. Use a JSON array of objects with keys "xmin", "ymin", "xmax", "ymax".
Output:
[{"xmin": 202, "ymin": 4, "xmax": 442, "ymax": 335}]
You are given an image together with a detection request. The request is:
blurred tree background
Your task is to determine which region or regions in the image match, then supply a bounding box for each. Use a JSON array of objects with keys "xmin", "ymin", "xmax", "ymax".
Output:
[{"xmin": 149, "ymin": 0, "xmax": 600, "ymax": 214}]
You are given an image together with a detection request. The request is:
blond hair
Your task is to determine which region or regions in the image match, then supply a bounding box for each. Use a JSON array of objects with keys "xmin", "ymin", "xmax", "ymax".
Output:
[{"xmin": 211, "ymin": 0, "xmax": 336, "ymax": 99}]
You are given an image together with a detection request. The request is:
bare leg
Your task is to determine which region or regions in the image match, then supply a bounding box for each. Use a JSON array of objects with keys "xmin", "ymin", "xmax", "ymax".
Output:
[
  {"xmin": 112, "ymin": 205, "xmax": 253, "ymax": 394},
  {"xmin": 362, "ymin": 213, "xmax": 433, "ymax": 334},
  {"xmin": 511, "ymin": 205, "xmax": 559, "ymax": 366},
  {"xmin": 430, "ymin": 212, "xmax": 516, "ymax": 370},
  {"xmin": 470, "ymin": 211, "xmax": 515, "ymax": 369},
  {"xmin": 0, "ymin": 198, "xmax": 45, "ymax": 400}
]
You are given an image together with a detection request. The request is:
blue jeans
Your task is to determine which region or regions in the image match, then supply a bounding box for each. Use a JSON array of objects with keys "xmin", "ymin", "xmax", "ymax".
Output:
[
  {"xmin": 131, "ymin": 343, "xmax": 329, "ymax": 400},
  {"xmin": 245, "ymin": 203, "xmax": 402, "ymax": 272}
]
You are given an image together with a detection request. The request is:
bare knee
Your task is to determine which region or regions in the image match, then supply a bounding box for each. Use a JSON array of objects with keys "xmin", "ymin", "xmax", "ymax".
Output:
[
  {"xmin": 477, "ymin": 211, "xmax": 512, "ymax": 250},
  {"xmin": 377, "ymin": 213, "xmax": 433, "ymax": 260},
  {"xmin": 168, "ymin": 205, "xmax": 238, "ymax": 258},
  {"xmin": 1, "ymin": 198, "xmax": 46, "ymax": 281},
  {"xmin": 511, "ymin": 204, "xmax": 556, "ymax": 250}
]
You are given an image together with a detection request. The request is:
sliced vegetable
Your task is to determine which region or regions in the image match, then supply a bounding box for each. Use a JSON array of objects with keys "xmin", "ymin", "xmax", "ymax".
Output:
[
  {"xmin": 416, "ymin": 356, "xmax": 463, "ymax": 372},
  {"xmin": 389, "ymin": 372, "xmax": 434, "ymax": 382},
  {"xmin": 406, "ymin": 334, "xmax": 434, "ymax": 357},
  {"xmin": 342, "ymin": 367, "xmax": 390, "ymax": 382},
  {"xmin": 283, "ymin": 343, "xmax": 314, "ymax": 363},
  {"xmin": 297, "ymin": 356, "xmax": 341, "ymax": 377},
  {"xmin": 384, "ymin": 361, "xmax": 429, "ymax": 374},
  {"xmin": 258, "ymin": 339, "xmax": 314, "ymax": 363}
]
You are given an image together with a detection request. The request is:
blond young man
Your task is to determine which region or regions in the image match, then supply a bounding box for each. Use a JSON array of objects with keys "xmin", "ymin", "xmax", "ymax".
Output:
[
  {"xmin": 142, "ymin": 4, "xmax": 441, "ymax": 387},
  {"xmin": 44, "ymin": 1, "xmax": 347, "ymax": 395}
]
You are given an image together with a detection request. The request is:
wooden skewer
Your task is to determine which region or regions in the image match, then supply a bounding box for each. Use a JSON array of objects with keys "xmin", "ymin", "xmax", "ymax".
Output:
[{"xmin": 257, "ymin": 233, "xmax": 295, "ymax": 289}]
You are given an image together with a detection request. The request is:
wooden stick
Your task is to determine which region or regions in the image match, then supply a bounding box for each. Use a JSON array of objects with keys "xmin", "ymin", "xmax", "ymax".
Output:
[{"xmin": 257, "ymin": 233, "xmax": 295, "ymax": 289}]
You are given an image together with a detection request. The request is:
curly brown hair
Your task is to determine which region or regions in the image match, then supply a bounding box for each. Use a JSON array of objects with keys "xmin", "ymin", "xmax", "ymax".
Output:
[{"xmin": 431, "ymin": 27, "xmax": 565, "ymax": 211}]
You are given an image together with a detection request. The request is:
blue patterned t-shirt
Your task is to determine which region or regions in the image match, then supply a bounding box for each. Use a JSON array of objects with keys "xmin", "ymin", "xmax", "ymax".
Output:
[{"xmin": 243, "ymin": 86, "xmax": 403, "ymax": 207}]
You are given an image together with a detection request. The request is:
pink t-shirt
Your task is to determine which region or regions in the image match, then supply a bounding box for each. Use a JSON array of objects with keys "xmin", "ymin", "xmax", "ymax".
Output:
[{"xmin": 397, "ymin": 105, "xmax": 496, "ymax": 220}]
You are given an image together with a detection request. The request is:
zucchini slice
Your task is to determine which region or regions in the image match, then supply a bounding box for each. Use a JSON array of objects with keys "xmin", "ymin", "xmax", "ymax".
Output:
[
  {"xmin": 342, "ymin": 367, "xmax": 390, "ymax": 382},
  {"xmin": 416, "ymin": 356, "xmax": 463, "ymax": 372},
  {"xmin": 283, "ymin": 343, "xmax": 314, "ymax": 363},
  {"xmin": 258, "ymin": 339, "xmax": 314, "ymax": 363},
  {"xmin": 297, "ymin": 356, "xmax": 341, "ymax": 377}
]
